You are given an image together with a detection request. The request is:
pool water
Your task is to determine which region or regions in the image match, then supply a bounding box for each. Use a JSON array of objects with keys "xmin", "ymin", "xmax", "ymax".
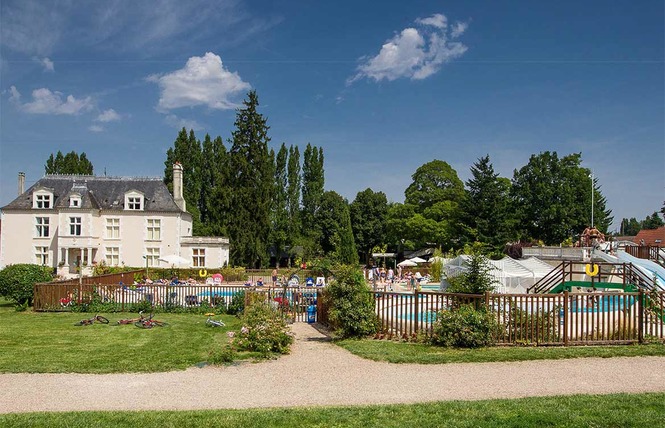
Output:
[
  {"xmin": 398, "ymin": 311, "xmax": 438, "ymax": 323},
  {"xmin": 569, "ymin": 295, "xmax": 635, "ymax": 313}
]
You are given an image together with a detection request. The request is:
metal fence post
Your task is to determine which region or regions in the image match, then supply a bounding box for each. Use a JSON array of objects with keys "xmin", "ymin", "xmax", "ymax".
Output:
[
  {"xmin": 413, "ymin": 287, "xmax": 419, "ymax": 336},
  {"xmin": 638, "ymin": 288, "xmax": 644, "ymax": 344},
  {"xmin": 563, "ymin": 290, "xmax": 569, "ymax": 346}
]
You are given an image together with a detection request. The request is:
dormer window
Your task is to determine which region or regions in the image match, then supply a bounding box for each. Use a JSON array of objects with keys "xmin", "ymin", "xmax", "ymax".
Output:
[
  {"xmin": 124, "ymin": 191, "xmax": 144, "ymax": 211},
  {"xmin": 69, "ymin": 196, "xmax": 81, "ymax": 208},
  {"xmin": 34, "ymin": 193, "xmax": 51, "ymax": 209}
]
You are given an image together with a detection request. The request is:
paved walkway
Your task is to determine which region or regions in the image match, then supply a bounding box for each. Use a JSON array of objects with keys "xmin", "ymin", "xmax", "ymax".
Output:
[{"xmin": 1, "ymin": 323, "xmax": 665, "ymax": 413}]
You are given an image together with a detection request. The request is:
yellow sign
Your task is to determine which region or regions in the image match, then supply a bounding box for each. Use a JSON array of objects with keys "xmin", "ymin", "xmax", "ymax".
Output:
[{"xmin": 585, "ymin": 264, "xmax": 599, "ymax": 277}]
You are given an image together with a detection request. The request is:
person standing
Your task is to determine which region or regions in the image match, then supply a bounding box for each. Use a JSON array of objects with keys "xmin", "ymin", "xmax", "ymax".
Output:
[{"xmin": 272, "ymin": 268, "xmax": 278, "ymax": 287}]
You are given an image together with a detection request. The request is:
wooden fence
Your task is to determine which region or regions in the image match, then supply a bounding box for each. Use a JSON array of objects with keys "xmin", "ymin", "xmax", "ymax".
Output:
[
  {"xmin": 371, "ymin": 290, "xmax": 665, "ymax": 345},
  {"xmin": 33, "ymin": 282, "xmax": 320, "ymax": 323}
]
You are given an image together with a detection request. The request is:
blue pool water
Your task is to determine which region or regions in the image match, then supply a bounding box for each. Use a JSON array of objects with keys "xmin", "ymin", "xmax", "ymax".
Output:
[
  {"xmin": 569, "ymin": 295, "xmax": 635, "ymax": 313},
  {"xmin": 398, "ymin": 311, "xmax": 438, "ymax": 323}
]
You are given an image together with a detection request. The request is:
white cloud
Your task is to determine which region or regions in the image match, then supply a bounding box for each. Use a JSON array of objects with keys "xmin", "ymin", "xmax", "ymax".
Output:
[
  {"xmin": 415, "ymin": 13, "xmax": 447, "ymax": 29},
  {"xmin": 8, "ymin": 86, "xmax": 94, "ymax": 115},
  {"xmin": 41, "ymin": 57, "xmax": 54, "ymax": 72},
  {"xmin": 165, "ymin": 114, "xmax": 204, "ymax": 131},
  {"xmin": 33, "ymin": 56, "xmax": 54, "ymax": 72},
  {"xmin": 88, "ymin": 125, "xmax": 104, "ymax": 132},
  {"xmin": 1, "ymin": 1, "xmax": 278, "ymax": 57},
  {"xmin": 451, "ymin": 22, "xmax": 468, "ymax": 39},
  {"xmin": 349, "ymin": 13, "xmax": 469, "ymax": 84},
  {"xmin": 8, "ymin": 86, "xmax": 21, "ymax": 103},
  {"xmin": 95, "ymin": 109, "xmax": 121, "ymax": 122},
  {"xmin": 149, "ymin": 52, "xmax": 250, "ymax": 111}
]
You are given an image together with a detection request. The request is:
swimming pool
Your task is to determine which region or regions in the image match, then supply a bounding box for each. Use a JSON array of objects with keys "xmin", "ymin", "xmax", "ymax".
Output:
[
  {"xmin": 397, "ymin": 310, "xmax": 438, "ymax": 323},
  {"xmin": 569, "ymin": 295, "xmax": 635, "ymax": 313}
]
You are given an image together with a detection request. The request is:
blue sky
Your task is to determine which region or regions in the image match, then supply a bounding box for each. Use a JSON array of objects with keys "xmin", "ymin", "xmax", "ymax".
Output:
[{"xmin": 1, "ymin": 0, "xmax": 663, "ymax": 231}]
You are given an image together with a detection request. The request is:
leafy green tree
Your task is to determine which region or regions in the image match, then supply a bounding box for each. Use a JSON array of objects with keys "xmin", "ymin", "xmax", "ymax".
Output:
[
  {"xmin": 350, "ymin": 188, "xmax": 388, "ymax": 264},
  {"xmin": 45, "ymin": 151, "xmax": 93, "ymax": 174},
  {"xmin": 391, "ymin": 160, "xmax": 466, "ymax": 249},
  {"xmin": 286, "ymin": 145, "xmax": 302, "ymax": 262},
  {"xmin": 317, "ymin": 191, "xmax": 358, "ymax": 264},
  {"xmin": 642, "ymin": 212, "xmax": 665, "ymax": 230},
  {"xmin": 464, "ymin": 155, "xmax": 515, "ymax": 251},
  {"xmin": 301, "ymin": 143, "xmax": 325, "ymax": 253},
  {"xmin": 270, "ymin": 144, "xmax": 290, "ymax": 266},
  {"xmin": 0, "ymin": 264, "xmax": 52, "ymax": 306},
  {"xmin": 164, "ymin": 128, "xmax": 204, "ymax": 234},
  {"xmin": 405, "ymin": 159, "xmax": 466, "ymax": 210},
  {"xmin": 620, "ymin": 218, "xmax": 642, "ymax": 236},
  {"xmin": 226, "ymin": 91, "xmax": 273, "ymax": 267},
  {"xmin": 205, "ymin": 136, "xmax": 230, "ymax": 237},
  {"xmin": 510, "ymin": 152, "xmax": 612, "ymax": 244}
]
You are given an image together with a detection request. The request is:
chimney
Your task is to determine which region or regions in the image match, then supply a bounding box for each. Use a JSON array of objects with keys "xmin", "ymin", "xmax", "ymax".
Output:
[
  {"xmin": 172, "ymin": 162, "xmax": 186, "ymax": 211},
  {"xmin": 18, "ymin": 172, "xmax": 25, "ymax": 196}
]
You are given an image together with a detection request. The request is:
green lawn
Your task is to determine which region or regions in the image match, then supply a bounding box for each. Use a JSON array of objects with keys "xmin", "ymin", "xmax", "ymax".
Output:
[
  {"xmin": 1, "ymin": 393, "xmax": 663, "ymax": 427},
  {"xmin": 336, "ymin": 337, "xmax": 665, "ymax": 364},
  {"xmin": 0, "ymin": 300, "xmax": 252, "ymax": 373}
]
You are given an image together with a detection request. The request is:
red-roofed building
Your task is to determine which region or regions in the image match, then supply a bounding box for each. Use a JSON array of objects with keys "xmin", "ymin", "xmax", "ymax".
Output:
[{"xmin": 633, "ymin": 226, "xmax": 665, "ymax": 247}]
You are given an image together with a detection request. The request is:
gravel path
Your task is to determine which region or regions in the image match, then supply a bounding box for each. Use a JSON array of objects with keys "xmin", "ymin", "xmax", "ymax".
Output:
[{"xmin": 1, "ymin": 323, "xmax": 665, "ymax": 414}]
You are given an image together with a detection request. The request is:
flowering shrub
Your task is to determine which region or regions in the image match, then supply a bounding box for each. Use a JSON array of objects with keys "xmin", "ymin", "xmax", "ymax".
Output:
[
  {"xmin": 232, "ymin": 294, "xmax": 293, "ymax": 357},
  {"xmin": 431, "ymin": 304, "xmax": 496, "ymax": 348}
]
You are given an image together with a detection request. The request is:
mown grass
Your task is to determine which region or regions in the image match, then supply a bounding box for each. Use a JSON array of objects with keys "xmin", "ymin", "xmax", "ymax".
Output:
[
  {"xmin": 0, "ymin": 300, "xmax": 254, "ymax": 373},
  {"xmin": 1, "ymin": 393, "xmax": 663, "ymax": 427},
  {"xmin": 336, "ymin": 338, "xmax": 665, "ymax": 364}
]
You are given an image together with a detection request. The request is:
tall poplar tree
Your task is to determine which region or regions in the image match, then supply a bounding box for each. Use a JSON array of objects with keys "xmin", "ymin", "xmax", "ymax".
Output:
[
  {"xmin": 45, "ymin": 151, "xmax": 93, "ymax": 174},
  {"xmin": 301, "ymin": 143, "xmax": 325, "ymax": 253},
  {"xmin": 164, "ymin": 128, "xmax": 204, "ymax": 234},
  {"xmin": 270, "ymin": 144, "xmax": 289, "ymax": 266},
  {"xmin": 205, "ymin": 136, "xmax": 230, "ymax": 237},
  {"xmin": 286, "ymin": 145, "xmax": 302, "ymax": 257},
  {"xmin": 226, "ymin": 91, "xmax": 273, "ymax": 267}
]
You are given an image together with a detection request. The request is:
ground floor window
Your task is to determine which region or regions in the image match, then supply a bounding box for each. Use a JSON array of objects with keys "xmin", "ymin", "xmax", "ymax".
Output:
[
  {"xmin": 192, "ymin": 248, "xmax": 205, "ymax": 267},
  {"xmin": 105, "ymin": 247, "xmax": 119, "ymax": 266},
  {"xmin": 35, "ymin": 246, "xmax": 49, "ymax": 265},
  {"xmin": 146, "ymin": 247, "xmax": 160, "ymax": 267}
]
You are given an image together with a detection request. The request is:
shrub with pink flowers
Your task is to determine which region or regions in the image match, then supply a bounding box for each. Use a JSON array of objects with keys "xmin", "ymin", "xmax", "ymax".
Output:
[{"xmin": 232, "ymin": 293, "xmax": 293, "ymax": 357}]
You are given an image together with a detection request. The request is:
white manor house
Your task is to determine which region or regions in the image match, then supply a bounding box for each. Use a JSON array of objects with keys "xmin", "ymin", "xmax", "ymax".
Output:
[{"xmin": 0, "ymin": 163, "xmax": 229, "ymax": 276}]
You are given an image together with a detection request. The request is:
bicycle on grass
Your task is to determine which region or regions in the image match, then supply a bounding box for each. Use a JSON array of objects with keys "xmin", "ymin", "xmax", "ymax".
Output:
[
  {"xmin": 134, "ymin": 313, "xmax": 168, "ymax": 329},
  {"xmin": 117, "ymin": 311, "xmax": 147, "ymax": 325},
  {"xmin": 74, "ymin": 314, "xmax": 110, "ymax": 326},
  {"xmin": 204, "ymin": 313, "xmax": 225, "ymax": 327}
]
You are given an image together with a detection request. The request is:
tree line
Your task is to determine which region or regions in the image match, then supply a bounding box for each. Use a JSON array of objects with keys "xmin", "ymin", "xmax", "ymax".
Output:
[{"xmin": 44, "ymin": 90, "xmax": 665, "ymax": 267}]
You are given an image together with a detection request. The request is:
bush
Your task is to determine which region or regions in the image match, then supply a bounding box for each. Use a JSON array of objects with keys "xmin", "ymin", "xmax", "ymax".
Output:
[
  {"xmin": 232, "ymin": 295, "xmax": 293, "ymax": 357},
  {"xmin": 226, "ymin": 290, "xmax": 246, "ymax": 315},
  {"xmin": 0, "ymin": 264, "xmax": 52, "ymax": 306},
  {"xmin": 431, "ymin": 304, "xmax": 496, "ymax": 348},
  {"xmin": 325, "ymin": 265, "xmax": 379, "ymax": 338}
]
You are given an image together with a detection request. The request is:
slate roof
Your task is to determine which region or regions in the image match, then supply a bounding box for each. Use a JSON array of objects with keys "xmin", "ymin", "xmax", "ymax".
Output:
[
  {"xmin": 633, "ymin": 226, "xmax": 665, "ymax": 246},
  {"xmin": 2, "ymin": 175, "xmax": 183, "ymax": 213}
]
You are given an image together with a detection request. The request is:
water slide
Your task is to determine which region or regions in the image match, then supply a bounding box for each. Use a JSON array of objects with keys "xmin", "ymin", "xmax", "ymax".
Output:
[{"xmin": 594, "ymin": 249, "xmax": 665, "ymax": 290}]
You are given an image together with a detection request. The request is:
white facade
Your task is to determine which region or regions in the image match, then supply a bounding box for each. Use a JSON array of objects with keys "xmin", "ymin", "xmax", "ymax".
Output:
[{"xmin": 1, "ymin": 167, "xmax": 229, "ymax": 274}]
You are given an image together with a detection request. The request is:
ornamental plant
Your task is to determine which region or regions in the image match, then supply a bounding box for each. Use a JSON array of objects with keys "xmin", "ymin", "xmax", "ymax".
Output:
[
  {"xmin": 431, "ymin": 304, "xmax": 496, "ymax": 348},
  {"xmin": 0, "ymin": 264, "xmax": 52, "ymax": 307},
  {"xmin": 324, "ymin": 264, "xmax": 379, "ymax": 338},
  {"xmin": 233, "ymin": 292, "xmax": 293, "ymax": 357}
]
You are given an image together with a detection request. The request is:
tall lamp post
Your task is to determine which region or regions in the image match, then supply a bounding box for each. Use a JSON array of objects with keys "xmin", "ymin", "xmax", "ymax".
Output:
[
  {"xmin": 589, "ymin": 172, "xmax": 594, "ymax": 228},
  {"xmin": 143, "ymin": 255, "xmax": 148, "ymax": 280}
]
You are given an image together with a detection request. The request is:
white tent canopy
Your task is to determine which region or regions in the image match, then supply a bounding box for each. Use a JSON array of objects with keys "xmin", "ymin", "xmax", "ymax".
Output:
[
  {"xmin": 398, "ymin": 260, "xmax": 418, "ymax": 267},
  {"xmin": 408, "ymin": 257, "xmax": 427, "ymax": 264},
  {"xmin": 442, "ymin": 255, "xmax": 554, "ymax": 293}
]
